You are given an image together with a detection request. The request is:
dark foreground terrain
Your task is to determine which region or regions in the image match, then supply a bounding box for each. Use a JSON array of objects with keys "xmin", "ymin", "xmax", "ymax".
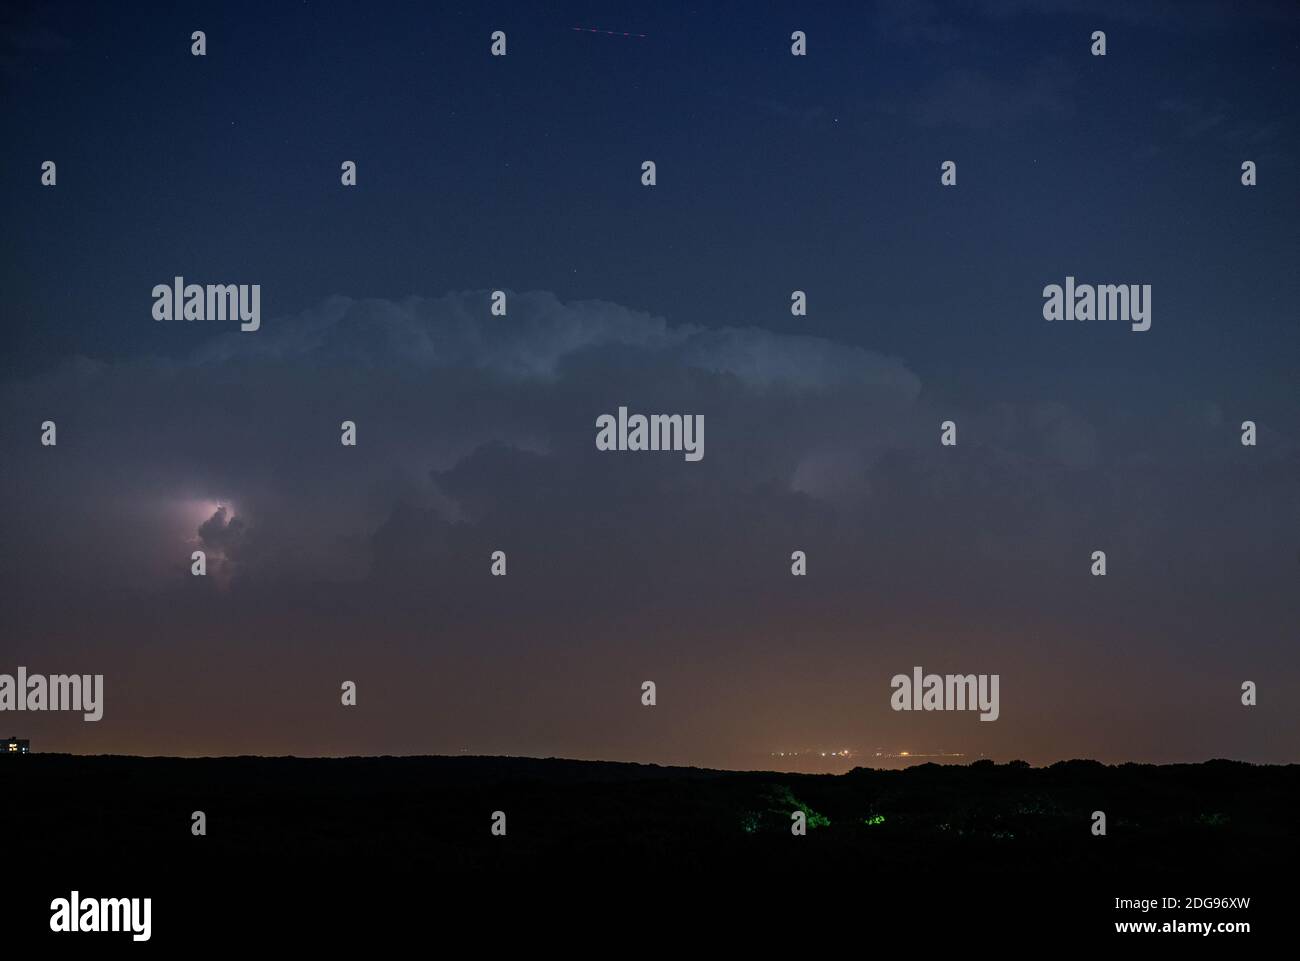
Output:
[{"xmin": 2, "ymin": 754, "xmax": 1294, "ymax": 944}]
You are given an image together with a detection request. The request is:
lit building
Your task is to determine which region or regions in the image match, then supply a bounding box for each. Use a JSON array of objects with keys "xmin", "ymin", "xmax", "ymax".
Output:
[{"xmin": 3, "ymin": 737, "xmax": 29, "ymax": 755}]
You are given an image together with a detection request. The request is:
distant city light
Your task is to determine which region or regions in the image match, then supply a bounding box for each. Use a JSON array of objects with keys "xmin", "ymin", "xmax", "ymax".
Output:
[{"xmin": 769, "ymin": 747, "xmax": 966, "ymax": 763}]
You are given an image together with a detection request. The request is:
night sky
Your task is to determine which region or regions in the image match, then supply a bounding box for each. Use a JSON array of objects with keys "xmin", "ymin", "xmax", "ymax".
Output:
[{"xmin": 1, "ymin": 0, "xmax": 1296, "ymax": 768}]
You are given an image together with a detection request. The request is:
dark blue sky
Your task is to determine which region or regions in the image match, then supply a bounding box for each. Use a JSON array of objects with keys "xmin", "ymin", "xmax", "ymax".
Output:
[
  {"xmin": 1, "ymin": 1, "xmax": 1297, "ymax": 766},
  {"xmin": 7, "ymin": 2, "xmax": 1297, "ymax": 392}
]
